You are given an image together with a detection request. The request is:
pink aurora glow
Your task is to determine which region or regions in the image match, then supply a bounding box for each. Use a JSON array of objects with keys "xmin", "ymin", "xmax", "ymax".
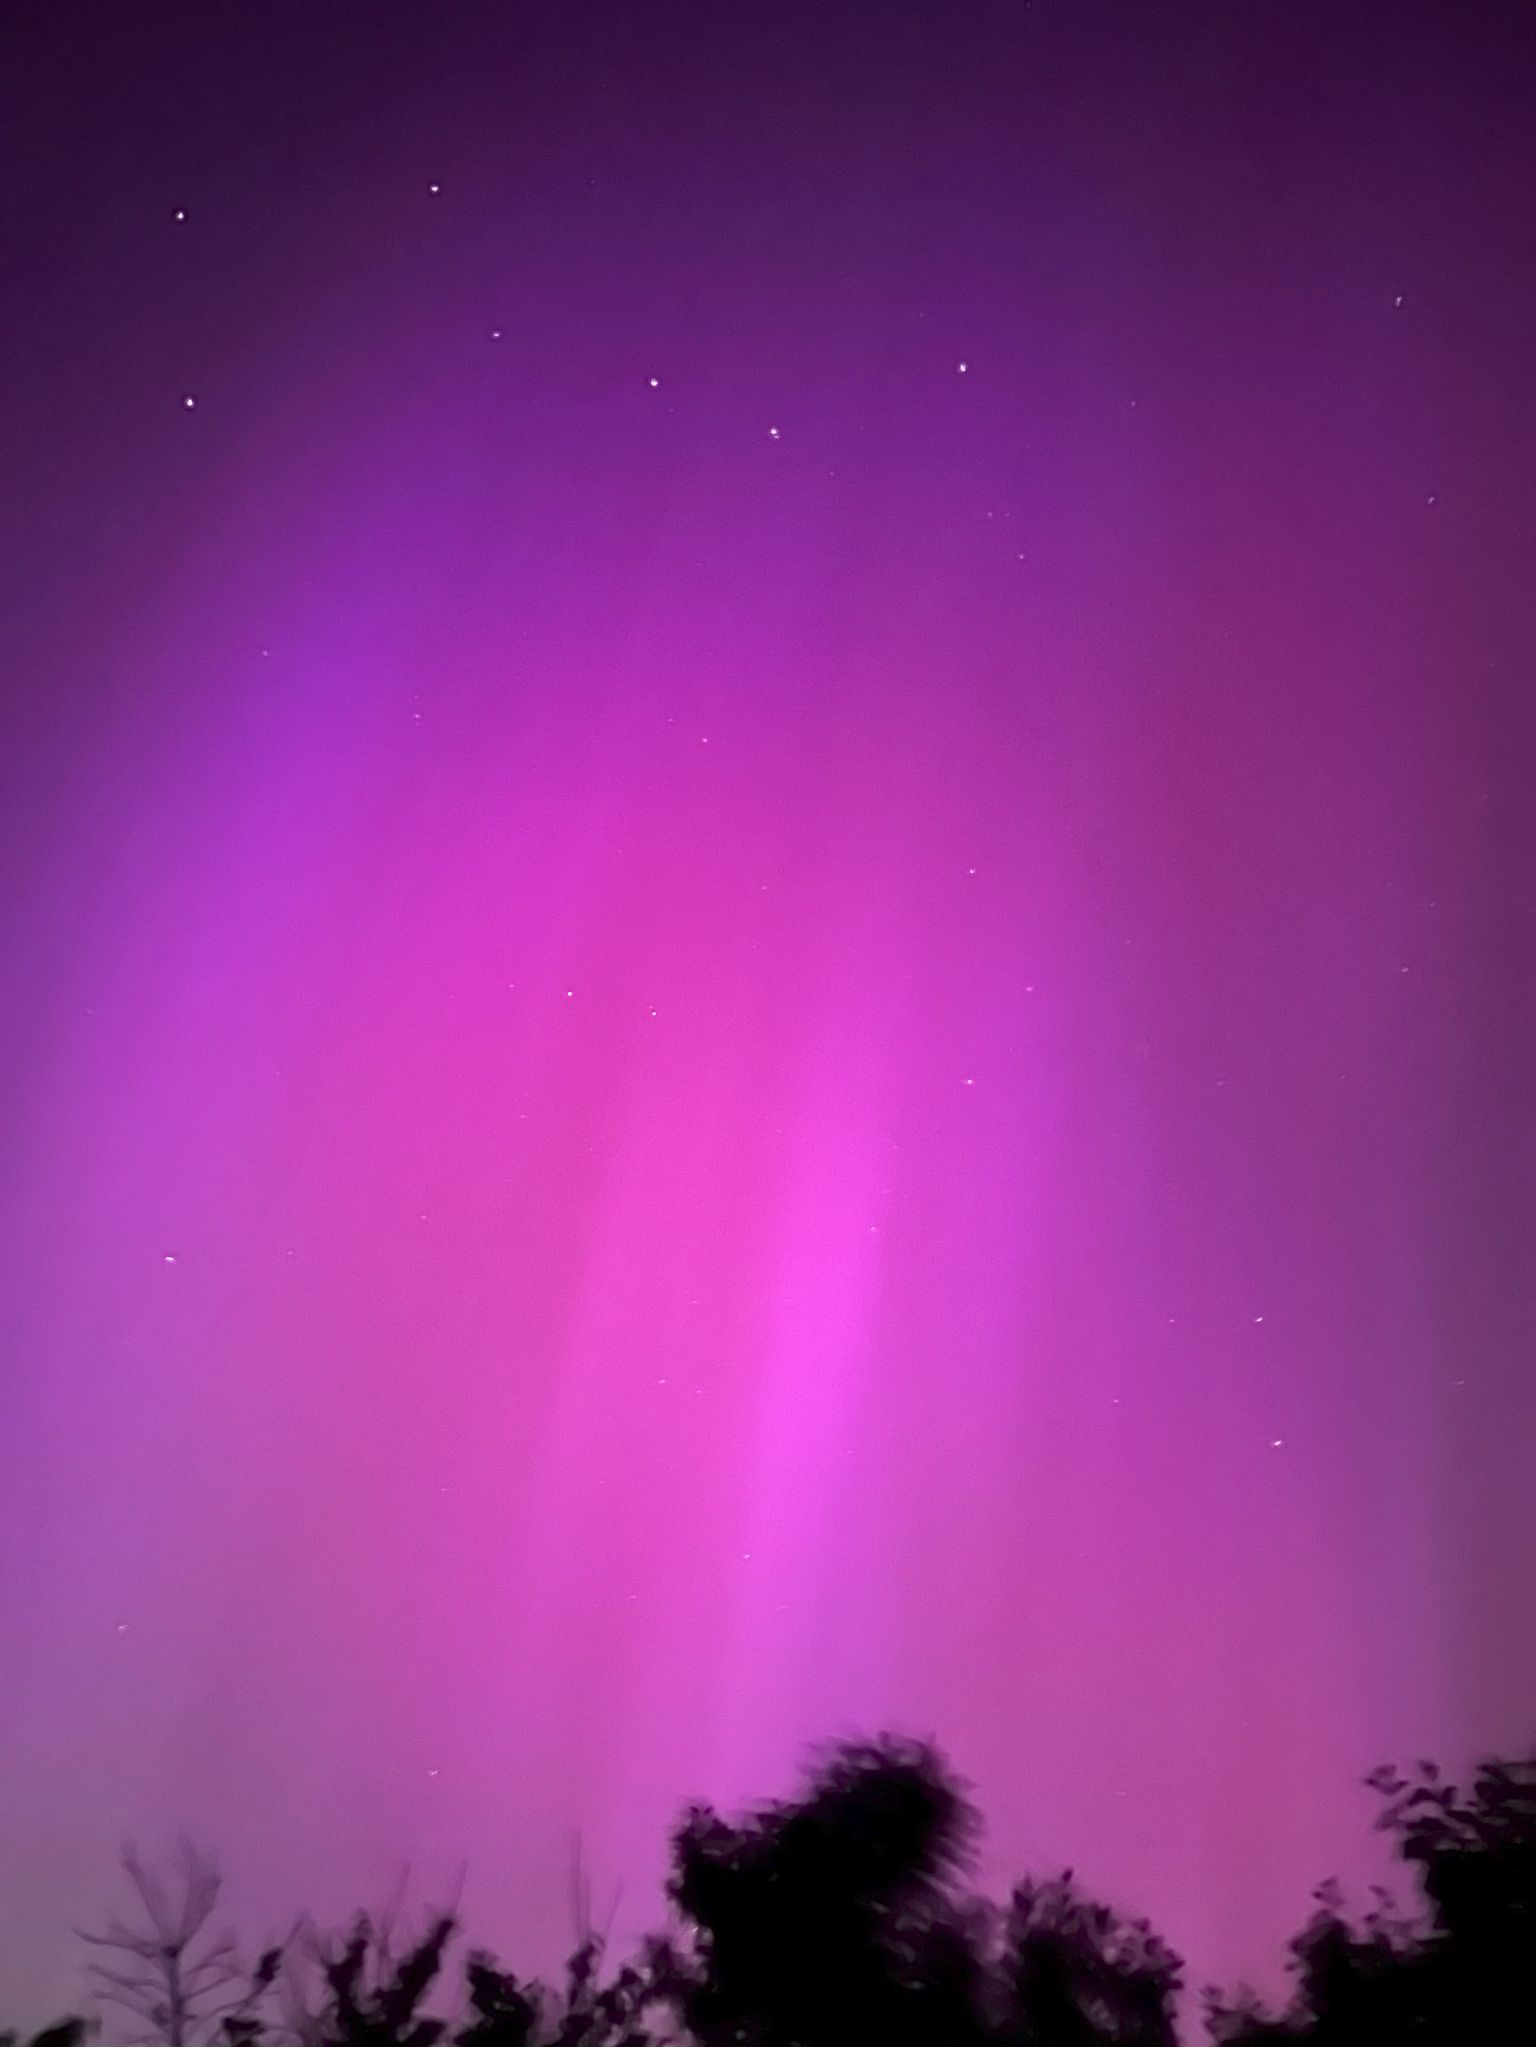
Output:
[{"xmin": 1, "ymin": 1, "xmax": 1533, "ymax": 2029}]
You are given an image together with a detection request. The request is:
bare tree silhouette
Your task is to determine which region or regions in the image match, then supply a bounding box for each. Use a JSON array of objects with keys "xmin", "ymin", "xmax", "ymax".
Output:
[{"xmin": 78, "ymin": 1844, "xmax": 285, "ymax": 2047}]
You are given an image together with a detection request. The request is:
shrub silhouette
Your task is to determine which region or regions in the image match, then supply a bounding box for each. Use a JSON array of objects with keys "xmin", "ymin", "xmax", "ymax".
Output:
[
  {"xmin": 285, "ymin": 1911, "xmax": 457, "ymax": 2047},
  {"xmin": 1, "ymin": 2026, "xmax": 96, "ymax": 2047},
  {"xmin": 459, "ymin": 1932, "xmax": 661, "ymax": 2047},
  {"xmin": 278, "ymin": 1897, "xmax": 660, "ymax": 2047},
  {"xmin": 452, "ymin": 1957, "xmax": 540, "ymax": 2047}
]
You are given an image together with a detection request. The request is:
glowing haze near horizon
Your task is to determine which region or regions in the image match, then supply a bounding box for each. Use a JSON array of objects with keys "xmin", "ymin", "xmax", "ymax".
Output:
[{"xmin": 2, "ymin": 0, "xmax": 1534, "ymax": 2025}]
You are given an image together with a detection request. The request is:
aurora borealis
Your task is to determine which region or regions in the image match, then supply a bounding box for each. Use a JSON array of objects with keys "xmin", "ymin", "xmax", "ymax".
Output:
[{"xmin": 1, "ymin": 1, "xmax": 1533, "ymax": 2028}]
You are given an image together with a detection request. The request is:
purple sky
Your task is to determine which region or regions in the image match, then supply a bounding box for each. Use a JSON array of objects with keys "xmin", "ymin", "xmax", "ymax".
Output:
[{"xmin": 2, "ymin": 0, "xmax": 1534, "ymax": 2027}]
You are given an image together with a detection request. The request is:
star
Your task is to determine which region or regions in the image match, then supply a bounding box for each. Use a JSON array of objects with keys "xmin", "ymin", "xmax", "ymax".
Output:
[
  {"xmin": 956, "ymin": 360, "xmax": 969, "ymax": 373},
  {"xmin": 182, "ymin": 394, "xmax": 196, "ymax": 409},
  {"xmin": 173, "ymin": 209, "xmax": 186, "ymax": 223}
]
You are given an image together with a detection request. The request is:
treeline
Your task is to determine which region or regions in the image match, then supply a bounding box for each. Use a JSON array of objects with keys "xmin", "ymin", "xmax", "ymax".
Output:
[{"xmin": 6, "ymin": 1734, "xmax": 1532, "ymax": 2047}]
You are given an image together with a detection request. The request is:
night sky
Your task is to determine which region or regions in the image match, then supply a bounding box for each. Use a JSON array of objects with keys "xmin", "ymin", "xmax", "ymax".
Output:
[{"xmin": 2, "ymin": 0, "xmax": 1534, "ymax": 2027}]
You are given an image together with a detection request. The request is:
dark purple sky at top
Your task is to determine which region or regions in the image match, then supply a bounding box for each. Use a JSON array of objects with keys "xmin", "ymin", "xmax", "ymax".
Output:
[{"xmin": 1, "ymin": 0, "xmax": 1533, "ymax": 2032}]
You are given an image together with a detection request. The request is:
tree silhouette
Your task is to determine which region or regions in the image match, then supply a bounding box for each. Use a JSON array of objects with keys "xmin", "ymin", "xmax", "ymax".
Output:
[
  {"xmin": 1383, "ymin": 1751, "xmax": 1536, "ymax": 2033},
  {"xmin": 646, "ymin": 1731, "xmax": 1205, "ymax": 2047},
  {"xmin": 997, "ymin": 1871, "xmax": 1183, "ymax": 2047},
  {"xmin": 46, "ymin": 1729, "xmax": 1536, "ymax": 2047},
  {"xmin": 649, "ymin": 1732, "xmax": 988, "ymax": 2047},
  {"xmin": 78, "ymin": 1844, "xmax": 284, "ymax": 2047},
  {"xmin": 1203, "ymin": 1749, "xmax": 1536, "ymax": 2043}
]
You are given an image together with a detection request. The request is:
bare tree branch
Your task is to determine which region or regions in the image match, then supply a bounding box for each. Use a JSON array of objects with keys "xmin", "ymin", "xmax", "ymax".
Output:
[{"xmin": 79, "ymin": 1846, "xmax": 287, "ymax": 2047}]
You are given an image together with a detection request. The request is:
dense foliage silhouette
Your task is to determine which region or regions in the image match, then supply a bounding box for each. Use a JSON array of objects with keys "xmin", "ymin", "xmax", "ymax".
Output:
[
  {"xmin": 1203, "ymin": 1752, "xmax": 1536, "ymax": 2043},
  {"xmin": 10, "ymin": 1734, "xmax": 1532, "ymax": 2046},
  {"xmin": 647, "ymin": 1734, "xmax": 985, "ymax": 2047}
]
